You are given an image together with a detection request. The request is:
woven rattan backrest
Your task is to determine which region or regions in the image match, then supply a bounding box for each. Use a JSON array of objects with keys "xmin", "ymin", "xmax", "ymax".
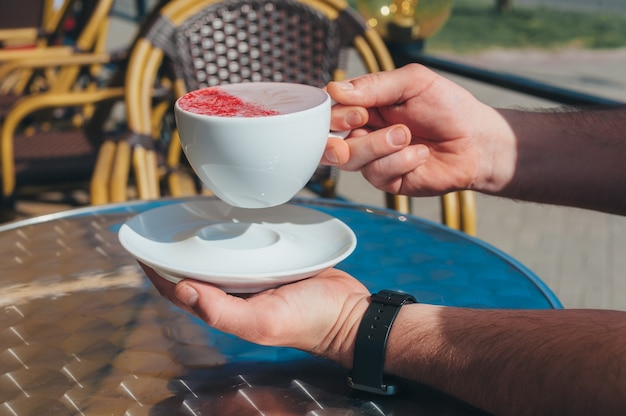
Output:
[
  {"xmin": 174, "ymin": 0, "xmax": 340, "ymax": 89},
  {"xmin": 140, "ymin": 0, "xmax": 389, "ymax": 94}
]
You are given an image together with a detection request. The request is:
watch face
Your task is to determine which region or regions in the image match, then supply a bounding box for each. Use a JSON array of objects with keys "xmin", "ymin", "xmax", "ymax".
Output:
[{"xmin": 372, "ymin": 290, "xmax": 418, "ymax": 306}]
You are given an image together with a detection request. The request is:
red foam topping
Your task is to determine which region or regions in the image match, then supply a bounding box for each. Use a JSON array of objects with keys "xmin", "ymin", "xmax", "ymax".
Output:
[{"xmin": 178, "ymin": 87, "xmax": 281, "ymax": 117}]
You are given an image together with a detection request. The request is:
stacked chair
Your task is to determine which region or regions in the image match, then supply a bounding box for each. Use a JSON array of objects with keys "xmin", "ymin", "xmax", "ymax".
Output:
[
  {"xmin": 0, "ymin": 0, "xmax": 72, "ymax": 48},
  {"xmin": 0, "ymin": 0, "xmax": 122, "ymax": 212},
  {"xmin": 0, "ymin": 0, "xmax": 476, "ymax": 233},
  {"xmin": 1, "ymin": 0, "xmax": 72, "ymax": 117},
  {"xmin": 0, "ymin": 1, "xmax": 112, "ymax": 116}
]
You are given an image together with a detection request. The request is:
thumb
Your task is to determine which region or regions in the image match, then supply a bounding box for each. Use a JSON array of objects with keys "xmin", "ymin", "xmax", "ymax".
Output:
[{"xmin": 327, "ymin": 65, "xmax": 439, "ymax": 108}]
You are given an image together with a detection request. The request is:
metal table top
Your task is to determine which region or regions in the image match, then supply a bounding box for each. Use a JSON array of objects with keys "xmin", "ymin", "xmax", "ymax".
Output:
[{"xmin": 0, "ymin": 197, "xmax": 561, "ymax": 415}]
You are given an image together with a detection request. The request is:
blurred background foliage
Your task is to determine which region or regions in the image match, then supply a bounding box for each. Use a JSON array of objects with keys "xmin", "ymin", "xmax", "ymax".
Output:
[
  {"xmin": 427, "ymin": 0, "xmax": 626, "ymax": 53},
  {"xmin": 347, "ymin": 0, "xmax": 626, "ymax": 53}
]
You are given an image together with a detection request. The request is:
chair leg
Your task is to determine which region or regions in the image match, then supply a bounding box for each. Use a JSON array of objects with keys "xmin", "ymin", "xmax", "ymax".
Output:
[
  {"xmin": 442, "ymin": 192, "xmax": 461, "ymax": 231},
  {"xmin": 1, "ymin": 127, "xmax": 16, "ymax": 200},
  {"xmin": 459, "ymin": 190, "xmax": 477, "ymax": 236},
  {"xmin": 132, "ymin": 146, "xmax": 161, "ymax": 200},
  {"xmin": 144, "ymin": 148, "xmax": 159, "ymax": 199},
  {"xmin": 90, "ymin": 140, "xmax": 116, "ymax": 205},
  {"xmin": 386, "ymin": 193, "xmax": 411, "ymax": 214},
  {"xmin": 110, "ymin": 141, "xmax": 132, "ymax": 203},
  {"xmin": 132, "ymin": 146, "xmax": 150, "ymax": 200},
  {"xmin": 168, "ymin": 168, "xmax": 200, "ymax": 197}
]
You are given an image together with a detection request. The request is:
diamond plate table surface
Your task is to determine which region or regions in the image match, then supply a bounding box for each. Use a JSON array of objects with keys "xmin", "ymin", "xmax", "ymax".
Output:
[{"xmin": 0, "ymin": 197, "xmax": 560, "ymax": 415}]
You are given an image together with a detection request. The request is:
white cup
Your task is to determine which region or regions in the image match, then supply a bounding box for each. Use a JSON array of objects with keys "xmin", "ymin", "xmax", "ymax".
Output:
[{"xmin": 175, "ymin": 82, "xmax": 344, "ymax": 209}]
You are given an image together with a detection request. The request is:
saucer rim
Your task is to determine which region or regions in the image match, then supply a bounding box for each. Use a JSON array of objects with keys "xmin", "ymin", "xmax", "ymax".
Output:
[{"xmin": 118, "ymin": 200, "xmax": 357, "ymax": 283}]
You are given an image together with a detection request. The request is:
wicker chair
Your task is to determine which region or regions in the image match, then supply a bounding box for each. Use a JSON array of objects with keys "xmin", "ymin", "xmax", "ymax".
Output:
[
  {"xmin": 0, "ymin": 0, "xmax": 73, "ymax": 112},
  {"xmin": 0, "ymin": 0, "xmax": 72, "ymax": 51},
  {"xmin": 0, "ymin": 0, "xmax": 113, "ymax": 119},
  {"xmin": 0, "ymin": 0, "xmax": 47, "ymax": 49},
  {"xmin": 101, "ymin": 0, "xmax": 400, "ymax": 202},
  {"xmin": 0, "ymin": 0, "xmax": 128, "ymax": 212}
]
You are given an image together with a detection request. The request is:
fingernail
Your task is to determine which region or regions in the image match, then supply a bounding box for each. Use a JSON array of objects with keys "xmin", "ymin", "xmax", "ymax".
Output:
[
  {"xmin": 417, "ymin": 145, "xmax": 429, "ymax": 161},
  {"xmin": 177, "ymin": 283, "xmax": 198, "ymax": 307},
  {"xmin": 337, "ymin": 81, "xmax": 354, "ymax": 91},
  {"xmin": 324, "ymin": 148, "xmax": 339, "ymax": 164},
  {"xmin": 346, "ymin": 111, "xmax": 362, "ymax": 126},
  {"xmin": 387, "ymin": 127, "xmax": 407, "ymax": 147}
]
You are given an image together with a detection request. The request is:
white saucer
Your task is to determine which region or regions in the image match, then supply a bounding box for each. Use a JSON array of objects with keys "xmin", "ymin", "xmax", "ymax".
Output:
[{"xmin": 118, "ymin": 200, "xmax": 357, "ymax": 293}]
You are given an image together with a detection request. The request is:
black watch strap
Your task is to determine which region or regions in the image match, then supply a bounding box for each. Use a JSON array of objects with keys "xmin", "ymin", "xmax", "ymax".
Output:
[{"xmin": 348, "ymin": 290, "xmax": 417, "ymax": 395}]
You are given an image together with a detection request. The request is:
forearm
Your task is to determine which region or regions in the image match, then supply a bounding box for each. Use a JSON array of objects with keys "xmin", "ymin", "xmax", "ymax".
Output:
[
  {"xmin": 384, "ymin": 304, "xmax": 626, "ymax": 416},
  {"xmin": 480, "ymin": 106, "xmax": 626, "ymax": 214}
]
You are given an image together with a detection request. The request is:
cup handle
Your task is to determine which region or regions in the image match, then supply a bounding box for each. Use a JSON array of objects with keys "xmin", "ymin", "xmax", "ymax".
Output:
[
  {"xmin": 329, "ymin": 99, "xmax": 350, "ymax": 140},
  {"xmin": 329, "ymin": 130, "xmax": 350, "ymax": 139}
]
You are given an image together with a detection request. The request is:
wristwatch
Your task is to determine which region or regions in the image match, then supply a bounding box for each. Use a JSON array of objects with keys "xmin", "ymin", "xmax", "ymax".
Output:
[{"xmin": 348, "ymin": 290, "xmax": 417, "ymax": 395}]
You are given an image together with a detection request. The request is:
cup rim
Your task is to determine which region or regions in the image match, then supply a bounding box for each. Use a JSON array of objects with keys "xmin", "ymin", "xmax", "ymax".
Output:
[{"xmin": 174, "ymin": 82, "xmax": 330, "ymax": 121}]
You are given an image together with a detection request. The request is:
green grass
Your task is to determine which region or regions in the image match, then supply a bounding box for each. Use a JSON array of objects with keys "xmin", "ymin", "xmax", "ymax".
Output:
[{"xmin": 425, "ymin": 0, "xmax": 626, "ymax": 53}]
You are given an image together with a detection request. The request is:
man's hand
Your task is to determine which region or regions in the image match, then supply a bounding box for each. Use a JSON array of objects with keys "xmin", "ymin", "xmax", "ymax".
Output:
[
  {"xmin": 141, "ymin": 264, "xmax": 370, "ymax": 367},
  {"xmin": 323, "ymin": 64, "xmax": 515, "ymax": 197}
]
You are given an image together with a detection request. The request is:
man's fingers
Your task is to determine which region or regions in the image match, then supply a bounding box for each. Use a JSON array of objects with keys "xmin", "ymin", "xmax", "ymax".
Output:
[
  {"xmin": 330, "ymin": 105, "xmax": 368, "ymax": 131},
  {"xmin": 337, "ymin": 125, "xmax": 412, "ymax": 171},
  {"xmin": 361, "ymin": 144, "xmax": 430, "ymax": 191}
]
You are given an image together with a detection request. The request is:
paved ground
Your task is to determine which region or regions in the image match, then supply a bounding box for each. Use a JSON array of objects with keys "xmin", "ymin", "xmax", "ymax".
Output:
[{"xmin": 10, "ymin": 1, "xmax": 626, "ymax": 311}]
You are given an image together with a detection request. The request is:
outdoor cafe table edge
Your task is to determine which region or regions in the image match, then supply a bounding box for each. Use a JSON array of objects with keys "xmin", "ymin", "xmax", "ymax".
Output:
[{"xmin": 0, "ymin": 196, "xmax": 562, "ymax": 416}]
